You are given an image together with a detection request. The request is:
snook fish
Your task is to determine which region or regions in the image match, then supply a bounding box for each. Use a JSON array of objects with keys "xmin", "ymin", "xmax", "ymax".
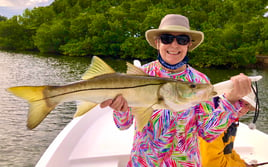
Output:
[{"xmin": 7, "ymin": 56, "xmax": 215, "ymax": 131}]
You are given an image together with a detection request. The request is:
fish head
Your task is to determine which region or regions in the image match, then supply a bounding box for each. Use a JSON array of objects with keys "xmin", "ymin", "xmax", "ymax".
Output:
[{"xmin": 159, "ymin": 81, "xmax": 216, "ymax": 111}]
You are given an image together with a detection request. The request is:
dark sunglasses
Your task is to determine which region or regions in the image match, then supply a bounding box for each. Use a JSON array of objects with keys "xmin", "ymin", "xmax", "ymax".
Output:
[{"xmin": 160, "ymin": 34, "xmax": 190, "ymax": 45}]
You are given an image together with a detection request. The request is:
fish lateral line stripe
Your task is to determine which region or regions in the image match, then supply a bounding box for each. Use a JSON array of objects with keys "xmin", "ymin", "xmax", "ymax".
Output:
[{"xmin": 35, "ymin": 83, "xmax": 164, "ymax": 101}]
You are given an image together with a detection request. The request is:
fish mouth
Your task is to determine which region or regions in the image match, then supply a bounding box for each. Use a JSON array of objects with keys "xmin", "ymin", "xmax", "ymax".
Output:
[
  {"xmin": 205, "ymin": 85, "xmax": 217, "ymax": 97},
  {"xmin": 197, "ymin": 87, "xmax": 217, "ymax": 100}
]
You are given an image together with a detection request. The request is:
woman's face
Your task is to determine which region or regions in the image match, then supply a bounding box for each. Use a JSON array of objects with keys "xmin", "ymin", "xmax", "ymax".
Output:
[{"xmin": 157, "ymin": 33, "xmax": 192, "ymax": 65}]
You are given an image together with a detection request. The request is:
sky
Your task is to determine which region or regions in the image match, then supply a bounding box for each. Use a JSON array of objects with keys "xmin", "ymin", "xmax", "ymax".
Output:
[
  {"xmin": 0, "ymin": 0, "xmax": 267, "ymax": 19},
  {"xmin": 0, "ymin": 0, "xmax": 54, "ymax": 18}
]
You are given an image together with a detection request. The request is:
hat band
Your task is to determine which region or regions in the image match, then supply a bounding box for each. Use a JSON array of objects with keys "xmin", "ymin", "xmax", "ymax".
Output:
[
  {"xmin": 157, "ymin": 53, "xmax": 189, "ymax": 70},
  {"xmin": 159, "ymin": 25, "xmax": 189, "ymax": 31}
]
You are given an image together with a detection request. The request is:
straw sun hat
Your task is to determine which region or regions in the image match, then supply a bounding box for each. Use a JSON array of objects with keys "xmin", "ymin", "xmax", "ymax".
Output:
[{"xmin": 145, "ymin": 14, "xmax": 204, "ymax": 51}]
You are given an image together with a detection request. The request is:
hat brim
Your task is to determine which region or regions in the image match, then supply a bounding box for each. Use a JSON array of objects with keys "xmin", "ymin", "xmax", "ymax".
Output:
[{"xmin": 146, "ymin": 27, "xmax": 204, "ymax": 51}]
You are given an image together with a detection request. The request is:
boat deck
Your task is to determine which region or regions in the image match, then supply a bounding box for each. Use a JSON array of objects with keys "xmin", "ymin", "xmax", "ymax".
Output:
[{"xmin": 36, "ymin": 106, "xmax": 268, "ymax": 167}]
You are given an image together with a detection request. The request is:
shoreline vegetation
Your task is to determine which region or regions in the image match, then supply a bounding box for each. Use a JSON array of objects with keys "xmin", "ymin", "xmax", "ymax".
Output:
[{"xmin": 0, "ymin": 0, "xmax": 268, "ymax": 68}]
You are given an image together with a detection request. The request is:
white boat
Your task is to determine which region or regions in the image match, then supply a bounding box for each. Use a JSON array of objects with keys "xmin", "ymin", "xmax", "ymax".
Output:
[
  {"xmin": 235, "ymin": 123, "xmax": 268, "ymax": 166},
  {"xmin": 36, "ymin": 105, "xmax": 134, "ymax": 167},
  {"xmin": 36, "ymin": 105, "xmax": 268, "ymax": 167}
]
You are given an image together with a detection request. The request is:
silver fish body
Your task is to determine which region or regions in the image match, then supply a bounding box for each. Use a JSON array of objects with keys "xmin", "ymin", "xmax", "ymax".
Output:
[
  {"xmin": 47, "ymin": 73, "xmax": 212, "ymax": 108},
  {"xmin": 7, "ymin": 56, "xmax": 215, "ymax": 130}
]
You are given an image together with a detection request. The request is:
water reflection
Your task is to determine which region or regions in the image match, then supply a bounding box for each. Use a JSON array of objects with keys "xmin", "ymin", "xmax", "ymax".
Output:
[
  {"xmin": 0, "ymin": 52, "xmax": 87, "ymax": 167},
  {"xmin": 0, "ymin": 51, "xmax": 267, "ymax": 167}
]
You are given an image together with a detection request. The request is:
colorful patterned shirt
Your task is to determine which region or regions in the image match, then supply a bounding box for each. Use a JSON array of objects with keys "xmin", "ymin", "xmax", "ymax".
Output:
[{"xmin": 113, "ymin": 60, "xmax": 241, "ymax": 167}]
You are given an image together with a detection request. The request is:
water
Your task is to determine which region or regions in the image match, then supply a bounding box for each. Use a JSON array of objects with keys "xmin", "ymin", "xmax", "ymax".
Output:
[{"xmin": 0, "ymin": 51, "xmax": 267, "ymax": 167}]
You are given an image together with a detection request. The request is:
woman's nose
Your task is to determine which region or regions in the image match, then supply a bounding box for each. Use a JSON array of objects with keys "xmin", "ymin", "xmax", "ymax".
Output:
[{"xmin": 170, "ymin": 39, "xmax": 179, "ymax": 47}]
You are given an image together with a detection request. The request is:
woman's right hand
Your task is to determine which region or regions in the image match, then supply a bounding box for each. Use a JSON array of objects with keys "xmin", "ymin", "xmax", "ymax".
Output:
[{"xmin": 100, "ymin": 94, "xmax": 129, "ymax": 112}]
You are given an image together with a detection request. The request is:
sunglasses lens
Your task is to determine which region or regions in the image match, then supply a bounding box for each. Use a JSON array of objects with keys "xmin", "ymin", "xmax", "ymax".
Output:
[
  {"xmin": 160, "ymin": 34, "xmax": 190, "ymax": 45},
  {"xmin": 176, "ymin": 35, "xmax": 190, "ymax": 45},
  {"xmin": 160, "ymin": 34, "xmax": 174, "ymax": 44}
]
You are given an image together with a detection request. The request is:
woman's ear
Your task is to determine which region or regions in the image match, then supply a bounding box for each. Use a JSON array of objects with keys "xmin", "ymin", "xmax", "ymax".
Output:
[{"xmin": 188, "ymin": 42, "xmax": 192, "ymax": 50}]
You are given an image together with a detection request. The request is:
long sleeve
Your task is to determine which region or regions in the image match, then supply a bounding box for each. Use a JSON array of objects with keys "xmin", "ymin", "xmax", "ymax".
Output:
[
  {"xmin": 113, "ymin": 108, "xmax": 134, "ymax": 130},
  {"xmin": 196, "ymin": 95, "xmax": 241, "ymax": 142}
]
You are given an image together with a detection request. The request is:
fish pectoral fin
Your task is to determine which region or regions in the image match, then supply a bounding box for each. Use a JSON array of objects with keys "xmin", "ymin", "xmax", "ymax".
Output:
[
  {"xmin": 131, "ymin": 107, "xmax": 154, "ymax": 132},
  {"xmin": 82, "ymin": 56, "xmax": 116, "ymax": 80},
  {"xmin": 126, "ymin": 62, "xmax": 147, "ymax": 76},
  {"xmin": 74, "ymin": 101, "xmax": 97, "ymax": 118}
]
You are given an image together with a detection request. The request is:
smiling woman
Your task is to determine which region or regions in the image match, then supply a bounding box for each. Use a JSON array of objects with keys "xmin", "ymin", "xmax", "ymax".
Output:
[{"xmin": 98, "ymin": 14, "xmax": 256, "ymax": 167}]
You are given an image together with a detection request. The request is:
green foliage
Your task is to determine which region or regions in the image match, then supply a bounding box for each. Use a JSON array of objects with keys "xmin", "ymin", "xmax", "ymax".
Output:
[
  {"xmin": 0, "ymin": 0, "xmax": 268, "ymax": 67},
  {"xmin": 59, "ymin": 38, "xmax": 91, "ymax": 56},
  {"xmin": 0, "ymin": 16, "xmax": 35, "ymax": 50},
  {"xmin": 0, "ymin": 15, "xmax": 7, "ymax": 21},
  {"xmin": 34, "ymin": 20, "xmax": 69, "ymax": 53},
  {"xmin": 18, "ymin": 7, "xmax": 55, "ymax": 30}
]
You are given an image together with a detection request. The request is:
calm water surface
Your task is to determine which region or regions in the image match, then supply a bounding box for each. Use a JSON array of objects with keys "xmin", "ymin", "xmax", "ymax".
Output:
[{"xmin": 0, "ymin": 51, "xmax": 267, "ymax": 167}]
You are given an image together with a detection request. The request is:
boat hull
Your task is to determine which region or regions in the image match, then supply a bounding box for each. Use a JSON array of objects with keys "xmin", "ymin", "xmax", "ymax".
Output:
[
  {"xmin": 36, "ymin": 106, "xmax": 268, "ymax": 167},
  {"xmin": 36, "ymin": 106, "xmax": 134, "ymax": 167}
]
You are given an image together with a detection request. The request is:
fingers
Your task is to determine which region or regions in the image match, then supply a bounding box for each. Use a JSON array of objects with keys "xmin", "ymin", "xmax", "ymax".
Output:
[
  {"xmin": 100, "ymin": 94, "xmax": 128, "ymax": 112},
  {"xmin": 110, "ymin": 94, "xmax": 128, "ymax": 112},
  {"xmin": 226, "ymin": 73, "xmax": 252, "ymax": 104},
  {"xmin": 100, "ymin": 99, "xmax": 113, "ymax": 108}
]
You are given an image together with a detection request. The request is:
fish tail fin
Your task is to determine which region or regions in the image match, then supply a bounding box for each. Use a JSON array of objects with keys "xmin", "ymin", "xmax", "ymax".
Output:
[{"xmin": 7, "ymin": 86, "xmax": 57, "ymax": 129}]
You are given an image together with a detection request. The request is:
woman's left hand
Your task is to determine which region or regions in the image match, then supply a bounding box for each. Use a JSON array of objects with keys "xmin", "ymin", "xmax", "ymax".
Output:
[{"xmin": 225, "ymin": 73, "xmax": 252, "ymax": 105}]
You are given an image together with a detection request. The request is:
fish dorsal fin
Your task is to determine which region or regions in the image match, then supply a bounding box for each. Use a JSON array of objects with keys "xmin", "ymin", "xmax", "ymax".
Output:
[
  {"xmin": 82, "ymin": 56, "xmax": 116, "ymax": 80},
  {"xmin": 126, "ymin": 62, "xmax": 147, "ymax": 75}
]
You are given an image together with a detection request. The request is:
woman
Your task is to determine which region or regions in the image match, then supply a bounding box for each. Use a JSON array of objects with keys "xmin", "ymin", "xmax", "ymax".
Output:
[{"xmin": 101, "ymin": 14, "xmax": 251, "ymax": 166}]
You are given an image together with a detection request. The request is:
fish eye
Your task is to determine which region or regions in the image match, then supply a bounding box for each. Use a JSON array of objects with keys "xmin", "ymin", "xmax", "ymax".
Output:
[{"xmin": 190, "ymin": 84, "xmax": 196, "ymax": 88}]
